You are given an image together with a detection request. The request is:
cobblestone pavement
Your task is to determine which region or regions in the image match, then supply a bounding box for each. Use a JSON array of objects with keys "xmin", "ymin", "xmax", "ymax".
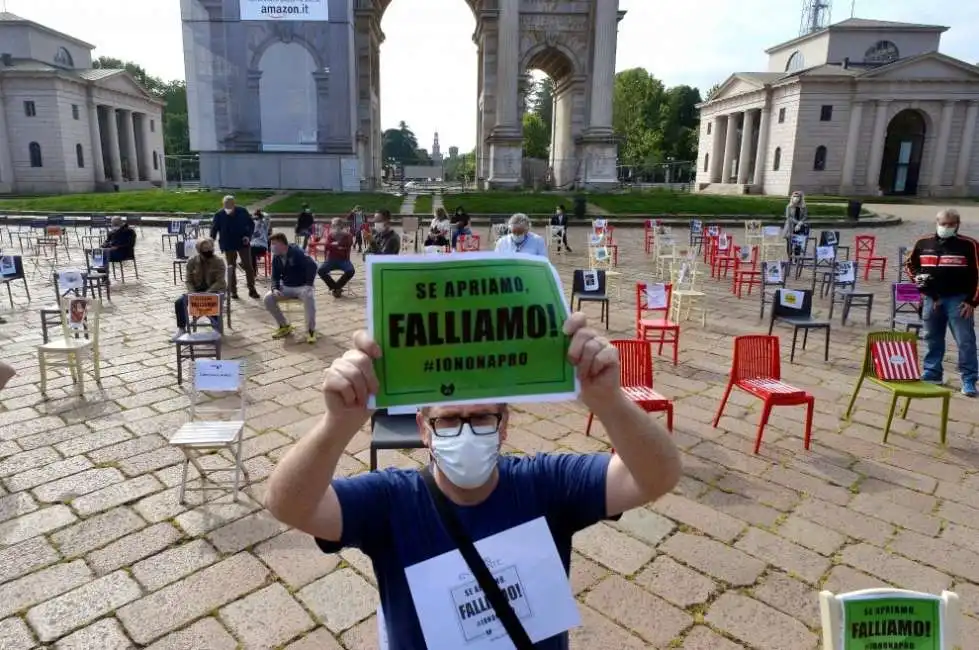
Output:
[{"xmin": 1, "ymin": 213, "xmax": 978, "ymax": 649}]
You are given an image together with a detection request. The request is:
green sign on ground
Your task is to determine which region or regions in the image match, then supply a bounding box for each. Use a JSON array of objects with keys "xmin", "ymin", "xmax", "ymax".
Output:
[
  {"xmin": 843, "ymin": 596, "xmax": 940, "ymax": 650},
  {"xmin": 367, "ymin": 253, "xmax": 577, "ymax": 408}
]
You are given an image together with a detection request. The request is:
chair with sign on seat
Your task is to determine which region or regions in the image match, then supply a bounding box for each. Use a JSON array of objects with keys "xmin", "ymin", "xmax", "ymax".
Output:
[
  {"xmin": 855, "ymin": 235, "xmax": 887, "ymax": 281},
  {"xmin": 768, "ymin": 288, "xmax": 831, "ymax": 363},
  {"xmin": 890, "ymin": 283, "xmax": 923, "ymax": 333},
  {"xmin": 845, "ymin": 331, "xmax": 951, "ymax": 444},
  {"xmin": 713, "ymin": 335, "xmax": 814, "ymax": 454},
  {"xmin": 571, "ymin": 270, "xmax": 609, "ymax": 330},
  {"xmin": 174, "ymin": 293, "xmax": 224, "ymax": 386},
  {"xmin": 732, "ymin": 245, "xmax": 761, "ymax": 296},
  {"xmin": 636, "ymin": 282, "xmax": 680, "ymax": 365},
  {"xmin": 37, "ymin": 296, "xmax": 101, "ymax": 398},
  {"xmin": 586, "ymin": 340, "xmax": 673, "ymax": 436},
  {"xmin": 169, "ymin": 359, "xmax": 247, "ymax": 504}
]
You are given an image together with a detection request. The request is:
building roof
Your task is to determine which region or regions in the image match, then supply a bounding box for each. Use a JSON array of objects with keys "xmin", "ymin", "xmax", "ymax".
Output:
[
  {"xmin": 0, "ymin": 60, "xmax": 163, "ymax": 105},
  {"xmin": 765, "ymin": 16, "xmax": 949, "ymax": 54},
  {"xmin": 0, "ymin": 12, "xmax": 96, "ymax": 49},
  {"xmin": 76, "ymin": 68, "xmax": 124, "ymax": 81}
]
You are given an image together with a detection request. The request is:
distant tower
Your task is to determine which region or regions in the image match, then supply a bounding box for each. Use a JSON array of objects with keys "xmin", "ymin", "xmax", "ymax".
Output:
[
  {"xmin": 431, "ymin": 131, "xmax": 443, "ymax": 163},
  {"xmin": 800, "ymin": 0, "xmax": 832, "ymax": 36}
]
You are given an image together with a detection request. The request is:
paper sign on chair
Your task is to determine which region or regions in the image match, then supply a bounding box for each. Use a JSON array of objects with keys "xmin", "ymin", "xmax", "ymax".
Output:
[
  {"xmin": 779, "ymin": 289, "xmax": 805, "ymax": 309},
  {"xmin": 0, "ymin": 256, "xmax": 15, "ymax": 277},
  {"xmin": 765, "ymin": 264, "xmax": 783, "ymax": 284},
  {"xmin": 194, "ymin": 360, "xmax": 241, "ymax": 391},
  {"xmin": 57, "ymin": 269, "xmax": 84, "ymax": 294},
  {"xmin": 871, "ymin": 341, "xmax": 921, "ymax": 381},
  {"xmin": 646, "ymin": 283, "xmax": 668, "ymax": 308},
  {"xmin": 583, "ymin": 270, "xmax": 599, "ymax": 292}
]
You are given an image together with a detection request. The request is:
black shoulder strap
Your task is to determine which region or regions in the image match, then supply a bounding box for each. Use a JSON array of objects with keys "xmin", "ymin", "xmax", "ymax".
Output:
[{"xmin": 421, "ymin": 468, "xmax": 534, "ymax": 649}]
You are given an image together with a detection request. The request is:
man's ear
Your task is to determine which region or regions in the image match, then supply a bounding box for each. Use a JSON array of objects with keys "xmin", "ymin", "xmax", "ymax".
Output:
[
  {"xmin": 415, "ymin": 411, "xmax": 432, "ymax": 447},
  {"xmin": 499, "ymin": 407, "xmax": 509, "ymax": 441}
]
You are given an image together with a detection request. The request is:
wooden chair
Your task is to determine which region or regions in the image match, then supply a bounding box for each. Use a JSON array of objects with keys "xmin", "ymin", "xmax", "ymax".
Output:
[
  {"xmin": 586, "ymin": 340, "xmax": 673, "ymax": 435},
  {"xmin": 768, "ymin": 289, "xmax": 831, "ymax": 363},
  {"xmin": 169, "ymin": 360, "xmax": 246, "ymax": 503},
  {"xmin": 670, "ymin": 260, "xmax": 707, "ymax": 326},
  {"xmin": 891, "ymin": 282, "xmax": 923, "ymax": 333},
  {"xmin": 37, "ymin": 296, "xmax": 102, "ymax": 397},
  {"xmin": 855, "ymin": 235, "xmax": 887, "ymax": 281},
  {"xmin": 710, "ymin": 233, "xmax": 735, "ymax": 279},
  {"xmin": 174, "ymin": 293, "xmax": 224, "ymax": 386},
  {"xmin": 731, "ymin": 245, "xmax": 761, "ymax": 296},
  {"xmin": 635, "ymin": 282, "xmax": 680, "ymax": 365},
  {"xmin": 713, "ymin": 335, "xmax": 814, "ymax": 454},
  {"xmin": 845, "ymin": 332, "xmax": 950, "ymax": 444}
]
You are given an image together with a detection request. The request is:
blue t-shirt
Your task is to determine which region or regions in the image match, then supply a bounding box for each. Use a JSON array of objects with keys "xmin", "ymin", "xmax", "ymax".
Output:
[{"xmin": 316, "ymin": 453, "xmax": 611, "ymax": 650}]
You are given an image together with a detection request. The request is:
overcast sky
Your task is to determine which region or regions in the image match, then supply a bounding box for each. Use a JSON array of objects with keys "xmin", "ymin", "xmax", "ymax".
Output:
[{"xmin": 8, "ymin": 0, "xmax": 978, "ymax": 152}]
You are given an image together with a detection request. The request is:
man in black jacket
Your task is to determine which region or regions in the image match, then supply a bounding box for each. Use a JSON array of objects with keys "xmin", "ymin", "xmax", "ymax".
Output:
[
  {"xmin": 549, "ymin": 204, "xmax": 573, "ymax": 252},
  {"xmin": 905, "ymin": 208, "xmax": 979, "ymax": 396},
  {"xmin": 101, "ymin": 216, "xmax": 137, "ymax": 265},
  {"xmin": 264, "ymin": 233, "xmax": 318, "ymax": 344},
  {"xmin": 295, "ymin": 203, "xmax": 315, "ymax": 249},
  {"xmin": 365, "ymin": 209, "xmax": 401, "ymax": 256},
  {"xmin": 210, "ymin": 195, "xmax": 259, "ymax": 299}
]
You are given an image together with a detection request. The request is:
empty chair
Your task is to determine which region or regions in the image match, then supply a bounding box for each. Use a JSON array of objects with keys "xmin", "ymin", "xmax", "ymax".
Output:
[
  {"xmin": 768, "ymin": 289, "xmax": 831, "ymax": 363},
  {"xmin": 891, "ymin": 282, "xmax": 923, "ymax": 333},
  {"xmin": 586, "ymin": 340, "xmax": 673, "ymax": 435},
  {"xmin": 855, "ymin": 235, "xmax": 887, "ymax": 281},
  {"xmin": 713, "ymin": 335, "xmax": 814, "ymax": 454},
  {"xmin": 81, "ymin": 248, "xmax": 111, "ymax": 302},
  {"xmin": 41, "ymin": 269, "xmax": 86, "ymax": 344},
  {"xmin": 0, "ymin": 255, "xmax": 30, "ymax": 308},
  {"xmin": 169, "ymin": 360, "xmax": 246, "ymax": 503},
  {"xmin": 635, "ymin": 282, "xmax": 680, "ymax": 365},
  {"xmin": 369, "ymin": 408, "xmax": 426, "ymax": 471},
  {"xmin": 825, "ymin": 261, "xmax": 874, "ymax": 326},
  {"xmin": 37, "ymin": 296, "xmax": 102, "ymax": 397},
  {"xmin": 162, "ymin": 220, "xmax": 187, "ymax": 251},
  {"xmin": 571, "ymin": 269, "xmax": 609, "ymax": 329},
  {"xmin": 759, "ymin": 261, "xmax": 788, "ymax": 319},
  {"xmin": 818, "ymin": 230, "xmax": 849, "ymax": 260}
]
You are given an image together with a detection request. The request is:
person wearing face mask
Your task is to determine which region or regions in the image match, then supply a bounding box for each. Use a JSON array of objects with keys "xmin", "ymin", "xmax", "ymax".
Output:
[
  {"xmin": 365, "ymin": 209, "xmax": 401, "ymax": 256},
  {"xmin": 249, "ymin": 210, "xmax": 272, "ymax": 271},
  {"xmin": 210, "ymin": 195, "xmax": 259, "ymax": 300},
  {"xmin": 264, "ymin": 313, "xmax": 681, "ymax": 650},
  {"xmin": 263, "ymin": 233, "xmax": 319, "ymax": 343},
  {"xmin": 317, "ymin": 217, "xmax": 356, "ymax": 298},
  {"xmin": 905, "ymin": 209, "xmax": 979, "ymax": 397},
  {"xmin": 450, "ymin": 213, "xmax": 473, "ymax": 250},
  {"xmin": 781, "ymin": 191, "xmax": 809, "ymax": 257},
  {"xmin": 430, "ymin": 207, "xmax": 451, "ymax": 235},
  {"xmin": 173, "ymin": 238, "xmax": 227, "ymax": 338},
  {"xmin": 424, "ymin": 225, "xmax": 449, "ymax": 248},
  {"xmin": 296, "ymin": 203, "xmax": 315, "ymax": 249},
  {"xmin": 549, "ymin": 204, "xmax": 573, "ymax": 253},
  {"xmin": 495, "ymin": 213, "xmax": 547, "ymax": 257}
]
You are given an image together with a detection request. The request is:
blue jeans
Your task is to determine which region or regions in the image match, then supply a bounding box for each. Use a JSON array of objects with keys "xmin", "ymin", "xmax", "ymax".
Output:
[
  {"xmin": 317, "ymin": 259, "xmax": 355, "ymax": 292},
  {"xmin": 922, "ymin": 294, "xmax": 977, "ymax": 383}
]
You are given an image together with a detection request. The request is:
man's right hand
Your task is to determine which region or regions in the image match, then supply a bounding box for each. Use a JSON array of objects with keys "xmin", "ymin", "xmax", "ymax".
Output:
[{"xmin": 322, "ymin": 331, "xmax": 380, "ymax": 427}]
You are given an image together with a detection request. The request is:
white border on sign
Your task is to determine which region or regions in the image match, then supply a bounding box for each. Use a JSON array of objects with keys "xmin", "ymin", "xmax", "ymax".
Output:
[
  {"xmin": 239, "ymin": 0, "xmax": 329, "ymax": 21},
  {"xmin": 818, "ymin": 588, "xmax": 959, "ymax": 650},
  {"xmin": 365, "ymin": 251, "xmax": 580, "ymax": 409}
]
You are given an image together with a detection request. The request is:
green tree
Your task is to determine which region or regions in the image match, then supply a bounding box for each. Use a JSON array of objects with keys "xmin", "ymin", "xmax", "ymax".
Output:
[
  {"xmin": 659, "ymin": 85, "xmax": 702, "ymax": 161},
  {"xmin": 705, "ymin": 82, "xmax": 722, "ymax": 101},
  {"xmin": 382, "ymin": 121, "xmax": 421, "ymax": 165},
  {"xmin": 612, "ymin": 68, "xmax": 666, "ymax": 167},
  {"xmin": 530, "ymin": 77, "xmax": 554, "ymax": 135},
  {"xmin": 522, "ymin": 113, "xmax": 550, "ymax": 159}
]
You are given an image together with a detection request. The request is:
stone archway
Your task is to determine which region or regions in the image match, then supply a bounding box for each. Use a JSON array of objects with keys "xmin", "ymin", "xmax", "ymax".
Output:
[
  {"xmin": 358, "ymin": 0, "xmax": 622, "ymax": 189},
  {"xmin": 258, "ymin": 42, "xmax": 319, "ymax": 152},
  {"xmin": 879, "ymin": 109, "xmax": 927, "ymax": 196}
]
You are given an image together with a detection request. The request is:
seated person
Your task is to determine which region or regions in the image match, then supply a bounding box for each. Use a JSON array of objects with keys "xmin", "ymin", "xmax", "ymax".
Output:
[
  {"xmin": 250, "ymin": 210, "xmax": 271, "ymax": 270},
  {"xmin": 450, "ymin": 215, "xmax": 473, "ymax": 249},
  {"xmin": 295, "ymin": 204, "xmax": 314, "ymax": 248},
  {"xmin": 101, "ymin": 216, "xmax": 137, "ymax": 266},
  {"xmin": 174, "ymin": 238, "xmax": 227, "ymax": 338},
  {"xmin": 317, "ymin": 218, "xmax": 356, "ymax": 298},
  {"xmin": 495, "ymin": 213, "xmax": 547, "ymax": 257},
  {"xmin": 424, "ymin": 226, "xmax": 449, "ymax": 248},
  {"xmin": 264, "ymin": 233, "xmax": 318, "ymax": 344}
]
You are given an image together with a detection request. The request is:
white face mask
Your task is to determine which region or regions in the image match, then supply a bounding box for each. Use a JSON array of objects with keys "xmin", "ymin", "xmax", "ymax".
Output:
[
  {"xmin": 430, "ymin": 425, "xmax": 499, "ymax": 489},
  {"xmin": 224, "ymin": 207, "xmax": 233, "ymax": 214},
  {"xmin": 790, "ymin": 196, "xmax": 801, "ymax": 206},
  {"xmin": 512, "ymin": 232, "xmax": 527, "ymax": 244},
  {"xmin": 374, "ymin": 222, "xmax": 385, "ymax": 233},
  {"xmin": 937, "ymin": 225, "xmax": 957, "ymax": 239}
]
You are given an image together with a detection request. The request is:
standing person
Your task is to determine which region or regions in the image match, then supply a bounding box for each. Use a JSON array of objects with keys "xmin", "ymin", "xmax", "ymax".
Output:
[
  {"xmin": 349, "ymin": 205, "xmax": 365, "ymax": 253},
  {"xmin": 782, "ymin": 190, "xmax": 809, "ymax": 257},
  {"xmin": 317, "ymin": 217, "xmax": 356, "ymax": 298},
  {"xmin": 495, "ymin": 213, "xmax": 547, "ymax": 257},
  {"xmin": 210, "ymin": 195, "xmax": 258, "ymax": 299},
  {"xmin": 905, "ymin": 209, "xmax": 979, "ymax": 396},
  {"xmin": 295, "ymin": 203, "xmax": 315, "ymax": 249},
  {"xmin": 250, "ymin": 209, "xmax": 272, "ymax": 271},
  {"xmin": 264, "ymin": 233, "xmax": 318, "ymax": 344},
  {"xmin": 365, "ymin": 209, "xmax": 401, "ymax": 256},
  {"xmin": 430, "ymin": 207, "xmax": 451, "ymax": 234},
  {"xmin": 173, "ymin": 238, "xmax": 227, "ymax": 338},
  {"xmin": 550, "ymin": 204, "xmax": 573, "ymax": 253},
  {"xmin": 264, "ymin": 313, "xmax": 681, "ymax": 649}
]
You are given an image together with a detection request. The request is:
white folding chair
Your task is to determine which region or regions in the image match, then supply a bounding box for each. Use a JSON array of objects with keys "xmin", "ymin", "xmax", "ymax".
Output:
[{"xmin": 169, "ymin": 360, "xmax": 247, "ymax": 504}]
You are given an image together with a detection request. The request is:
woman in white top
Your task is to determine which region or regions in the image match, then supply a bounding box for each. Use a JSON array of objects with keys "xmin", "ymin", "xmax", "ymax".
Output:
[{"xmin": 430, "ymin": 207, "xmax": 451, "ymax": 235}]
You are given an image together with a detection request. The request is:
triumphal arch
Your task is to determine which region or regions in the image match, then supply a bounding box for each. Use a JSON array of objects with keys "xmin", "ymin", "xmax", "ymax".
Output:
[{"xmin": 180, "ymin": 0, "xmax": 621, "ymax": 190}]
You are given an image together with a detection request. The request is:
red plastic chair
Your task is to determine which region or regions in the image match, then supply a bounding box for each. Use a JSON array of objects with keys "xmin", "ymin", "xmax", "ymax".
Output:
[
  {"xmin": 256, "ymin": 250, "xmax": 271, "ymax": 277},
  {"xmin": 732, "ymin": 245, "xmax": 761, "ymax": 297},
  {"xmin": 456, "ymin": 234, "xmax": 481, "ymax": 252},
  {"xmin": 635, "ymin": 282, "xmax": 680, "ymax": 365},
  {"xmin": 855, "ymin": 235, "xmax": 887, "ymax": 281},
  {"xmin": 306, "ymin": 223, "xmax": 332, "ymax": 261},
  {"xmin": 713, "ymin": 335, "xmax": 814, "ymax": 454},
  {"xmin": 710, "ymin": 234, "xmax": 735, "ymax": 278},
  {"xmin": 586, "ymin": 340, "xmax": 673, "ymax": 435},
  {"xmin": 643, "ymin": 219, "xmax": 660, "ymax": 254}
]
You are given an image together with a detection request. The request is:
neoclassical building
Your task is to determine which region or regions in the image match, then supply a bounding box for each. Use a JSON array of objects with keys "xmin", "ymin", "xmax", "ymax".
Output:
[
  {"xmin": 696, "ymin": 18, "xmax": 979, "ymax": 198},
  {"xmin": 181, "ymin": 0, "xmax": 621, "ymax": 191},
  {"xmin": 0, "ymin": 12, "xmax": 167, "ymax": 194}
]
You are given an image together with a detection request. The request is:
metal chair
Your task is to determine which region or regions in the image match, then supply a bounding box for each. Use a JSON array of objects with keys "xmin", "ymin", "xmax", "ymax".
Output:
[
  {"xmin": 768, "ymin": 289, "xmax": 831, "ymax": 363},
  {"xmin": 369, "ymin": 409, "xmax": 425, "ymax": 471},
  {"xmin": 571, "ymin": 269, "xmax": 609, "ymax": 330},
  {"xmin": 174, "ymin": 293, "xmax": 224, "ymax": 386}
]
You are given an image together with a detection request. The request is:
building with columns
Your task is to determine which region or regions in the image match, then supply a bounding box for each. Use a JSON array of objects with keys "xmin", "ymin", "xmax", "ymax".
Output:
[
  {"xmin": 181, "ymin": 0, "xmax": 620, "ymax": 191},
  {"xmin": 0, "ymin": 12, "xmax": 166, "ymax": 194},
  {"xmin": 696, "ymin": 18, "xmax": 979, "ymax": 198}
]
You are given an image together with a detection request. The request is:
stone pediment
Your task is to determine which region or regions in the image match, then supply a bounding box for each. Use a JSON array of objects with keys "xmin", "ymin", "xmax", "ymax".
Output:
[
  {"xmin": 708, "ymin": 74, "xmax": 768, "ymax": 102},
  {"xmin": 92, "ymin": 71, "xmax": 162, "ymax": 104},
  {"xmin": 859, "ymin": 53, "xmax": 979, "ymax": 82}
]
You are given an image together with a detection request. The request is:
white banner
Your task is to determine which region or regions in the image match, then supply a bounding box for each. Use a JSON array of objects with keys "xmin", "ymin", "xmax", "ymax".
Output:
[{"xmin": 239, "ymin": 0, "xmax": 329, "ymax": 21}]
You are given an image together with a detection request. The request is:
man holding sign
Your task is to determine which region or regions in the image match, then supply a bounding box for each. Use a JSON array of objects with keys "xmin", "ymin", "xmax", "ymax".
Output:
[{"xmin": 267, "ymin": 315, "xmax": 681, "ymax": 647}]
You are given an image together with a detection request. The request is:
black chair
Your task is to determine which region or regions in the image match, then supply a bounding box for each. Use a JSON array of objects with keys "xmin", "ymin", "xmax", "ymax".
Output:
[
  {"xmin": 826, "ymin": 261, "xmax": 874, "ymax": 325},
  {"xmin": 108, "ymin": 249, "xmax": 139, "ymax": 282},
  {"xmin": 369, "ymin": 410, "xmax": 425, "ymax": 471},
  {"xmin": 768, "ymin": 288, "xmax": 831, "ymax": 363},
  {"xmin": 810, "ymin": 242, "xmax": 839, "ymax": 291},
  {"xmin": 81, "ymin": 249, "xmax": 112, "ymax": 302},
  {"xmin": 891, "ymin": 282, "xmax": 923, "ymax": 333},
  {"xmin": 174, "ymin": 293, "xmax": 223, "ymax": 386},
  {"xmin": 759, "ymin": 261, "xmax": 788, "ymax": 319},
  {"xmin": 791, "ymin": 233, "xmax": 817, "ymax": 279},
  {"xmin": 162, "ymin": 220, "xmax": 188, "ymax": 251},
  {"xmin": 173, "ymin": 240, "xmax": 190, "ymax": 284},
  {"xmin": 0, "ymin": 255, "xmax": 30, "ymax": 308},
  {"xmin": 571, "ymin": 269, "xmax": 609, "ymax": 330}
]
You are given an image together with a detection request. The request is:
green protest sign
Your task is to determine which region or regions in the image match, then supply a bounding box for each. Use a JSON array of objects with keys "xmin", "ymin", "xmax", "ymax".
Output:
[
  {"xmin": 366, "ymin": 252, "xmax": 577, "ymax": 408},
  {"xmin": 842, "ymin": 596, "xmax": 940, "ymax": 650}
]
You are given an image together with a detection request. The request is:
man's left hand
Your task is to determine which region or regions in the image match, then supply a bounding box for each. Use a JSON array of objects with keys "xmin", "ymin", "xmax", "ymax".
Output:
[
  {"xmin": 960, "ymin": 303, "xmax": 975, "ymax": 319},
  {"xmin": 564, "ymin": 312, "xmax": 620, "ymax": 407}
]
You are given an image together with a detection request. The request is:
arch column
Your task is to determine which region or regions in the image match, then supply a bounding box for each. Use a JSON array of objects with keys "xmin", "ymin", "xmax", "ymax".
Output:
[
  {"xmin": 487, "ymin": 0, "xmax": 523, "ymax": 188},
  {"xmin": 928, "ymin": 100, "xmax": 955, "ymax": 192},
  {"xmin": 866, "ymin": 100, "xmax": 891, "ymax": 190},
  {"xmin": 581, "ymin": 0, "xmax": 621, "ymax": 188},
  {"xmin": 105, "ymin": 107, "xmax": 123, "ymax": 182},
  {"xmin": 954, "ymin": 101, "xmax": 979, "ymax": 192},
  {"xmin": 721, "ymin": 112, "xmax": 740, "ymax": 184}
]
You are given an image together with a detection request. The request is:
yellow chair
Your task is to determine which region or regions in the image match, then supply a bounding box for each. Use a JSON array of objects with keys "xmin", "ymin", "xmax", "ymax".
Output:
[
  {"xmin": 38, "ymin": 296, "xmax": 101, "ymax": 397},
  {"xmin": 670, "ymin": 260, "xmax": 707, "ymax": 326}
]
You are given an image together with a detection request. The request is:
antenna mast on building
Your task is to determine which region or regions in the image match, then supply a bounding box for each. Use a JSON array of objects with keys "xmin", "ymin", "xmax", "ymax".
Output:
[{"xmin": 800, "ymin": 0, "xmax": 832, "ymax": 36}]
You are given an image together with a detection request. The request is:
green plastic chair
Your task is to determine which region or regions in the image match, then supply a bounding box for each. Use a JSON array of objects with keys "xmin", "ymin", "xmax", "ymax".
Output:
[{"xmin": 845, "ymin": 331, "xmax": 951, "ymax": 444}]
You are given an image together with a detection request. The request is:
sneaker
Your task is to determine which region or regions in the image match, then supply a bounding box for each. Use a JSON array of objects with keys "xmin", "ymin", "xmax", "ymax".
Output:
[
  {"xmin": 248, "ymin": 289, "xmax": 260, "ymax": 300},
  {"xmin": 962, "ymin": 380, "xmax": 978, "ymax": 398},
  {"xmin": 306, "ymin": 330, "xmax": 317, "ymax": 344},
  {"xmin": 272, "ymin": 324, "xmax": 294, "ymax": 340}
]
